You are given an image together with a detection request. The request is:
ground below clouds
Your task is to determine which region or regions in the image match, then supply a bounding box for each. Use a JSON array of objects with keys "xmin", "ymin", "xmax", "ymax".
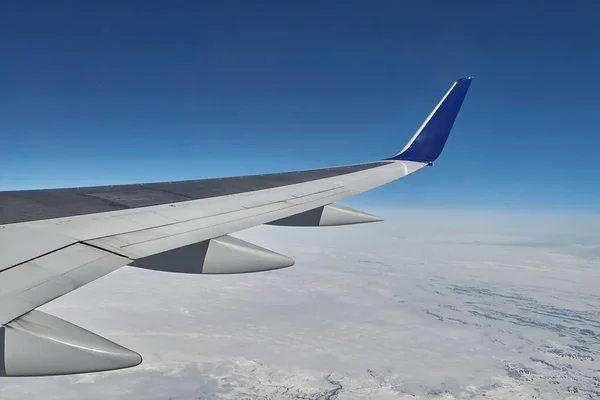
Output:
[{"xmin": 2, "ymin": 211, "xmax": 599, "ymax": 399}]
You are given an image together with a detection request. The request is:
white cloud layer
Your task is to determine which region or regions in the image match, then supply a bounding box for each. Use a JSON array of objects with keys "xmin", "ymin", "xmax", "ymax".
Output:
[{"xmin": 1, "ymin": 208, "xmax": 598, "ymax": 399}]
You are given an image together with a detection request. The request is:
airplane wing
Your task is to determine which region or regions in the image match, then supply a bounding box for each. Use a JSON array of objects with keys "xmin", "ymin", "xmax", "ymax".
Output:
[{"xmin": 0, "ymin": 77, "xmax": 472, "ymax": 377}]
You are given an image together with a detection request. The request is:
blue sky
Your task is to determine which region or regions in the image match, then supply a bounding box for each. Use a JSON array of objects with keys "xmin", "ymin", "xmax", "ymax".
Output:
[{"xmin": 1, "ymin": 0, "xmax": 599, "ymax": 211}]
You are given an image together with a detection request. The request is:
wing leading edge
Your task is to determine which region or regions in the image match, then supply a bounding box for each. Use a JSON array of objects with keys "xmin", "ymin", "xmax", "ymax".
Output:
[{"xmin": 0, "ymin": 77, "xmax": 472, "ymax": 376}]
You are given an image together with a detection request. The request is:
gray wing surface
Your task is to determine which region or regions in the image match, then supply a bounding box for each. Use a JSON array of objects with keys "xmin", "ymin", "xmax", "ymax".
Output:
[
  {"xmin": 0, "ymin": 163, "xmax": 383, "ymax": 225},
  {"xmin": 0, "ymin": 77, "xmax": 472, "ymax": 376}
]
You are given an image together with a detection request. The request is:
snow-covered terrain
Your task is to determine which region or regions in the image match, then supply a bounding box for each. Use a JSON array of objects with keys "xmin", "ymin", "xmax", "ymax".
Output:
[{"xmin": 1, "ymin": 209, "xmax": 598, "ymax": 399}]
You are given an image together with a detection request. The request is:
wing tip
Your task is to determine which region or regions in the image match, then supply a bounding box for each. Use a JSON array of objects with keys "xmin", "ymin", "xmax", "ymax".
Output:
[{"xmin": 387, "ymin": 76, "xmax": 473, "ymax": 163}]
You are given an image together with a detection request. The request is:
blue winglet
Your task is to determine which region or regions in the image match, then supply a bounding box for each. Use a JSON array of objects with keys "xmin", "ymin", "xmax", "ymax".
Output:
[{"xmin": 387, "ymin": 77, "xmax": 472, "ymax": 164}]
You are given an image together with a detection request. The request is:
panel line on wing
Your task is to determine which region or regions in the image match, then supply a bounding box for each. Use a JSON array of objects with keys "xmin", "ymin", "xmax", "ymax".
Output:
[
  {"xmin": 79, "ymin": 241, "xmax": 133, "ymax": 260},
  {"xmin": 0, "ymin": 244, "xmax": 76, "ymax": 275},
  {"xmin": 117, "ymin": 187, "xmax": 350, "ymax": 249},
  {"xmin": 87, "ymin": 186, "xmax": 347, "ymax": 247},
  {"xmin": 0, "ymin": 243, "xmax": 131, "ymax": 325}
]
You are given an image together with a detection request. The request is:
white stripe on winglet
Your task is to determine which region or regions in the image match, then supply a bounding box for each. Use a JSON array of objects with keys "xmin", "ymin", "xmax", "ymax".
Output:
[{"xmin": 392, "ymin": 80, "xmax": 459, "ymax": 158}]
